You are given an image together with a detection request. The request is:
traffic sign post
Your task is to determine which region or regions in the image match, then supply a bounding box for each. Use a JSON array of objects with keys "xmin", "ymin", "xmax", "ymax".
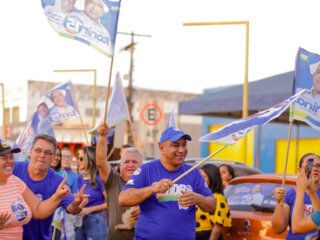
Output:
[{"xmin": 139, "ymin": 100, "xmax": 164, "ymax": 144}]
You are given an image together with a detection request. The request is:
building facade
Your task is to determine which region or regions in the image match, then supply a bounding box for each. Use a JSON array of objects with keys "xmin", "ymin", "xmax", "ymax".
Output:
[{"xmin": 1, "ymin": 80, "xmax": 202, "ymax": 159}]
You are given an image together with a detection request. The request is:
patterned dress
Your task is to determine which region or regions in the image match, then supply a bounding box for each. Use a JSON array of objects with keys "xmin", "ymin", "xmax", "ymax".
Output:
[{"xmin": 196, "ymin": 193, "xmax": 232, "ymax": 234}]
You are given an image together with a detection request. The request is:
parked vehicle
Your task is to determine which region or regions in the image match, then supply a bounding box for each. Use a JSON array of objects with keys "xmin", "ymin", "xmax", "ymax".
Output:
[
  {"xmin": 184, "ymin": 158, "xmax": 262, "ymax": 177},
  {"xmin": 222, "ymin": 174, "xmax": 297, "ymax": 239}
]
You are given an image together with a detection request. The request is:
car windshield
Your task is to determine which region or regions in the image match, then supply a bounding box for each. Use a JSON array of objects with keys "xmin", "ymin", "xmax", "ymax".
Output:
[{"xmin": 224, "ymin": 182, "xmax": 295, "ymax": 212}]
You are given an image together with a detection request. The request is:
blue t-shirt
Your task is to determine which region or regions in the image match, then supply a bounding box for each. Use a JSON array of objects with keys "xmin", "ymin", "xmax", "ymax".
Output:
[
  {"xmin": 284, "ymin": 188, "xmax": 320, "ymax": 240},
  {"xmin": 122, "ymin": 160, "xmax": 212, "ymax": 240},
  {"xmin": 13, "ymin": 161, "xmax": 74, "ymax": 240},
  {"xmin": 78, "ymin": 174, "xmax": 105, "ymax": 208},
  {"xmin": 311, "ymin": 210, "xmax": 320, "ymax": 226}
]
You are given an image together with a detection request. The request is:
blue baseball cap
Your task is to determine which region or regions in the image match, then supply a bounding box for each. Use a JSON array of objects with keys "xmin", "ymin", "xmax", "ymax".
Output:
[{"xmin": 159, "ymin": 127, "xmax": 192, "ymax": 144}]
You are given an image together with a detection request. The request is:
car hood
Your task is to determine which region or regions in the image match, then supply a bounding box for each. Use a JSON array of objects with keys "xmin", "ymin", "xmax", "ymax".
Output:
[{"xmin": 222, "ymin": 210, "xmax": 287, "ymax": 240}]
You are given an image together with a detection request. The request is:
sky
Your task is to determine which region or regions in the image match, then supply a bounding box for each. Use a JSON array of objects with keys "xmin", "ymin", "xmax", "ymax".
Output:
[{"xmin": 1, "ymin": 0, "xmax": 320, "ymax": 94}]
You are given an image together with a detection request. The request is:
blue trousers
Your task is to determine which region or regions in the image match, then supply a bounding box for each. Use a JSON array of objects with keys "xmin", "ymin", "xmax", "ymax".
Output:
[{"xmin": 75, "ymin": 211, "xmax": 108, "ymax": 240}]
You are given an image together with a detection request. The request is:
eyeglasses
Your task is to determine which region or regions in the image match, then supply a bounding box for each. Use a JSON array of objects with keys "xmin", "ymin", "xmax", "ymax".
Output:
[
  {"xmin": 33, "ymin": 148, "xmax": 53, "ymax": 157},
  {"xmin": 77, "ymin": 157, "xmax": 83, "ymax": 161},
  {"xmin": 313, "ymin": 163, "xmax": 320, "ymax": 169}
]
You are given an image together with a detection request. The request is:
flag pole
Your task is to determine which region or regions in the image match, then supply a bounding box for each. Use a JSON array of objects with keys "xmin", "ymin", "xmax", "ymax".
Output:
[
  {"xmin": 103, "ymin": 57, "xmax": 115, "ymax": 124},
  {"xmin": 173, "ymin": 145, "xmax": 227, "ymax": 183},
  {"xmin": 128, "ymin": 118, "xmax": 146, "ymax": 156},
  {"xmin": 78, "ymin": 114, "xmax": 89, "ymax": 145},
  {"xmin": 68, "ymin": 80, "xmax": 89, "ymax": 145},
  {"xmin": 107, "ymin": 146, "xmax": 115, "ymax": 160},
  {"xmin": 281, "ymin": 120, "xmax": 294, "ymax": 188},
  {"xmin": 127, "ymin": 118, "xmax": 137, "ymax": 147}
]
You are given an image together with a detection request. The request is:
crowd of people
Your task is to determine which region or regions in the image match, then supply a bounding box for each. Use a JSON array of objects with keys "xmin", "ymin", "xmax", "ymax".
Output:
[{"xmin": 2, "ymin": 121, "xmax": 320, "ymax": 239}]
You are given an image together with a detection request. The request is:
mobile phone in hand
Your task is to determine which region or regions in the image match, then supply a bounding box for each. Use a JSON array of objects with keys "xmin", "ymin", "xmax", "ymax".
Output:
[{"xmin": 306, "ymin": 159, "xmax": 314, "ymax": 178}]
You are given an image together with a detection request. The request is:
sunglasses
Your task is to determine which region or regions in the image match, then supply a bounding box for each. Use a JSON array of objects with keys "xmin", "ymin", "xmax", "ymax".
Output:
[{"xmin": 77, "ymin": 157, "xmax": 84, "ymax": 161}]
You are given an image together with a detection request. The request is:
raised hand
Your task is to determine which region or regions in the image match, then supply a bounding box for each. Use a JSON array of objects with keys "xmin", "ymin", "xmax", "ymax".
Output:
[
  {"xmin": 274, "ymin": 187, "xmax": 285, "ymax": 204},
  {"xmin": 97, "ymin": 124, "xmax": 109, "ymax": 137},
  {"xmin": 72, "ymin": 184, "xmax": 89, "ymax": 209},
  {"xmin": 56, "ymin": 177, "xmax": 70, "ymax": 199}
]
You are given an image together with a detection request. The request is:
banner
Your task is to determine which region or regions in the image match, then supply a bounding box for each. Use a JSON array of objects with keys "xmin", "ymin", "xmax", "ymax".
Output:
[
  {"xmin": 41, "ymin": 0, "xmax": 121, "ymax": 56},
  {"xmin": 199, "ymin": 90, "xmax": 305, "ymax": 145},
  {"xmin": 291, "ymin": 47, "xmax": 320, "ymax": 130},
  {"xmin": 16, "ymin": 80, "xmax": 80, "ymax": 159}
]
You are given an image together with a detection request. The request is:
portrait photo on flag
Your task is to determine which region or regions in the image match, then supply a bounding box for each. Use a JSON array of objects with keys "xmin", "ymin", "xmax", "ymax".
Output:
[
  {"xmin": 45, "ymin": 80, "xmax": 80, "ymax": 122},
  {"xmin": 15, "ymin": 80, "xmax": 80, "ymax": 160},
  {"xmin": 291, "ymin": 47, "xmax": 320, "ymax": 129},
  {"xmin": 41, "ymin": 0, "xmax": 121, "ymax": 56}
]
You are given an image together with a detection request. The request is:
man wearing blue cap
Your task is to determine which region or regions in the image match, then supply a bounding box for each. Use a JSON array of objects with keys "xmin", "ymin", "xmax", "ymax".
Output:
[{"xmin": 119, "ymin": 126, "xmax": 216, "ymax": 240}]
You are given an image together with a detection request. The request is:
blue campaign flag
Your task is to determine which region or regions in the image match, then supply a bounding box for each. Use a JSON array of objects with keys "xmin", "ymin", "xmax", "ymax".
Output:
[
  {"xmin": 291, "ymin": 47, "xmax": 320, "ymax": 130},
  {"xmin": 88, "ymin": 72, "xmax": 130, "ymax": 140},
  {"xmin": 106, "ymin": 72, "xmax": 131, "ymax": 126},
  {"xmin": 41, "ymin": 0, "xmax": 121, "ymax": 57},
  {"xmin": 167, "ymin": 110, "xmax": 177, "ymax": 128},
  {"xmin": 199, "ymin": 90, "xmax": 305, "ymax": 145},
  {"xmin": 15, "ymin": 80, "xmax": 80, "ymax": 160}
]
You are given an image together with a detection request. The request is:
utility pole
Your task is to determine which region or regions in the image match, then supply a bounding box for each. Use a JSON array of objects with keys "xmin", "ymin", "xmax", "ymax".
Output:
[{"xmin": 118, "ymin": 31, "xmax": 151, "ymax": 146}]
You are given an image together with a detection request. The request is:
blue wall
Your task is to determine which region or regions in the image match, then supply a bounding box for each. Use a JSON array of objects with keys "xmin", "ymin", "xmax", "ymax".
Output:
[{"xmin": 202, "ymin": 116, "xmax": 320, "ymax": 173}]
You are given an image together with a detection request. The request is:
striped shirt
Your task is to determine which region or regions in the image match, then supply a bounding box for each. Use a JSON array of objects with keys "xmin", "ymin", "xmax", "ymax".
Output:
[{"xmin": 0, "ymin": 175, "xmax": 32, "ymax": 240}]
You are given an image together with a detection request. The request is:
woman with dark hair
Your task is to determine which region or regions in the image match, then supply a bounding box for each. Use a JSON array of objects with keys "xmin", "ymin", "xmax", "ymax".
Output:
[
  {"xmin": 272, "ymin": 153, "xmax": 320, "ymax": 239},
  {"xmin": 50, "ymin": 146, "xmax": 62, "ymax": 171},
  {"xmin": 196, "ymin": 164, "xmax": 232, "ymax": 240},
  {"xmin": 219, "ymin": 164, "xmax": 235, "ymax": 189},
  {"xmin": 75, "ymin": 146, "xmax": 108, "ymax": 240}
]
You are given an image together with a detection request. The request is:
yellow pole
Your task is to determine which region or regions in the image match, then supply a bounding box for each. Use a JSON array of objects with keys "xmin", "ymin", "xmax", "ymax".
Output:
[
  {"xmin": 183, "ymin": 21, "xmax": 249, "ymax": 118},
  {"xmin": 53, "ymin": 69, "xmax": 97, "ymax": 126},
  {"xmin": 183, "ymin": 21, "xmax": 250, "ymax": 163},
  {"xmin": 1, "ymin": 83, "xmax": 5, "ymax": 140}
]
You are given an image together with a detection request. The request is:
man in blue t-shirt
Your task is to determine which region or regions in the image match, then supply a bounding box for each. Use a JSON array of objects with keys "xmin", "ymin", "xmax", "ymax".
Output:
[
  {"xmin": 119, "ymin": 127, "xmax": 216, "ymax": 240},
  {"xmin": 14, "ymin": 134, "xmax": 88, "ymax": 240}
]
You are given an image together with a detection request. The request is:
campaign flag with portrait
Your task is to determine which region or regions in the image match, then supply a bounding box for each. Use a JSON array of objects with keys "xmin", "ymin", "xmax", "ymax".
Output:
[
  {"xmin": 41, "ymin": 0, "xmax": 121, "ymax": 57},
  {"xmin": 15, "ymin": 80, "xmax": 80, "ymax": 160},
  {"xmin": 290, "ymin": 47, "xmax": 320, "ymax": 130},
  {"xmin": 199, "ymin": 90, "xmax": 305, "ymax": 145},
  {"xmin": 89, "ymin": 72, "xmax": 131, "ymax": 142}
]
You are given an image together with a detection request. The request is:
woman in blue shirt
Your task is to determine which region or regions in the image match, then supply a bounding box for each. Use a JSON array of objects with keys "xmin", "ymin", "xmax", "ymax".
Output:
[{"xmin": 76, "ymin": 146, "xmax": 108, "ymax": 240}]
